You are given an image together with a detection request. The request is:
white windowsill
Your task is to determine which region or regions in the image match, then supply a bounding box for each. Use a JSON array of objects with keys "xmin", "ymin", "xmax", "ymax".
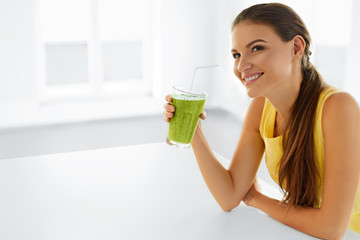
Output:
[{"xmin": 0, "ymin": 96, "xmax": 163, "ymax": 130}]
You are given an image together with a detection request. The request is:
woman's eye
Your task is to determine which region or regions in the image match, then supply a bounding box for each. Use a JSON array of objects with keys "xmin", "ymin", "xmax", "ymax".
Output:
[
  {"xmin": 252, "ymin": 46, "xmax": 264, "ymax": 52},
  {"xmin": 232, "ymin": 53, "xmax": 241, "ymax": 59}
]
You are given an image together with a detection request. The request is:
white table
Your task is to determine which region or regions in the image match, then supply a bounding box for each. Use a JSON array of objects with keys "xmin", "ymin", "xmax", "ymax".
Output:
[{"xmin": 0, "ymin": 142, "xmax": 358, "ymax": 240}]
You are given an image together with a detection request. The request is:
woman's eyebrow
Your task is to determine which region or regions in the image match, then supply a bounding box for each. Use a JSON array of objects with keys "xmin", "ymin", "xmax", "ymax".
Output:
[
  {"xmin": 246, "ymin": 39, "xmax": 267, "ymax": 48},
  {"xmin": 232, "ymin": 39, "xmax": 268, "ymax": 52}
]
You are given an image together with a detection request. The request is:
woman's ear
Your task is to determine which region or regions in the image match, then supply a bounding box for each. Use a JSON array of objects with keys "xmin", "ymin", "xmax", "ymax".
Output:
[{"xmin": 292, "ymin": 35, "xmax": 306, "ymax": 60}]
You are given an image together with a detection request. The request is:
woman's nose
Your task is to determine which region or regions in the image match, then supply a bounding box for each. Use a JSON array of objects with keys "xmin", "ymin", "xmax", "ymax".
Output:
[{"xmin": 237, "ymin": 57, "xmax": 253, "ymax": 73}]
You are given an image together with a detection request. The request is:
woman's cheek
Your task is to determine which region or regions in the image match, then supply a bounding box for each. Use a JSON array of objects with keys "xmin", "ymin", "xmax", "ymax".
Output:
[{"xmin": 233, "ymin": 64, "xmax": 241, "ymax": 80}]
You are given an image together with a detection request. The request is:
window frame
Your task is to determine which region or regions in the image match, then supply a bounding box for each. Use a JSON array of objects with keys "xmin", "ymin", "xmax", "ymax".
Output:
[{"xmin": 36, "ymin": 0, "xmax": 153, "ymax": 103}]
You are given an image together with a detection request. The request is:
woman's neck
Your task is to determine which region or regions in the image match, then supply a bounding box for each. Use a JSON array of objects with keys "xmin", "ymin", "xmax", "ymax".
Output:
[{"xmin": 266, "ymin": 71, "xmax": 302, "ymax": 124}]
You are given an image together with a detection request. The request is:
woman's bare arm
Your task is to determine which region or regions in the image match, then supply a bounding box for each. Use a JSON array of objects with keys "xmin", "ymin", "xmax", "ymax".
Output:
[
  {"xmin": 191, "ymin": 97, "xmax": 265, "ymax": 211},
  {"xmin": 243, "ymin": 92, "xmax": 360, "ymax": 240}
]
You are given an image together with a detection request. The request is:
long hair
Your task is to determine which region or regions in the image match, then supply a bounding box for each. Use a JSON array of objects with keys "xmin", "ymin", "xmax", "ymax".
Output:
[{"xmin": 232, "ymin": 3, "xmax": 326, "ymax": 207}]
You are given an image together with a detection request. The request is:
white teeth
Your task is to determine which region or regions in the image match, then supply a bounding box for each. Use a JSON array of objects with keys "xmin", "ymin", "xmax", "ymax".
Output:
[{"xmin": 244, "ymin": 74, "xmax": 260, "ymax": 82}]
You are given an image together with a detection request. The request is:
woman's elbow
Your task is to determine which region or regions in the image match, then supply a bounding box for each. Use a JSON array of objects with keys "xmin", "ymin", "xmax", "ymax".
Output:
[
  {"xmin": 318, "ymin": 217, "xmax": 348, "ymax": 240},
  {"xmin": 220, "ymin": 205, "xmax": 233, "ymax": 212},
  {"xmin": 219, "ymin": 199, "xmax": 241, "ymax": 212},
  {"xmin": 323, "ymin": 225, "xmax": 347, "ymax": 240}
]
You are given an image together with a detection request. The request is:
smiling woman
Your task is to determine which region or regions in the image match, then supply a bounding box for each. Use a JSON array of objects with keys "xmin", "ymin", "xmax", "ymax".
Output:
[
  {"xmin": 163, "ymin": 2, "xmax": 360, "ymax": 239},
  {"xmin": 231, "ymin": 4, "xmax": 360, "ymax": 237},
  {"xmin": 231, "ymin": 4, "xmax": 326, "ymax": 208}
]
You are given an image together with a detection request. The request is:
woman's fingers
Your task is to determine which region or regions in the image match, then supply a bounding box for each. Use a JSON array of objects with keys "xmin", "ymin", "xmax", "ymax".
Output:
[
  {"xmin": 165, "ymin": 94, "xmax": 172, "ymax": 102},
  {"xmin": 163, "ymin": 94, "xmax": 174, "ymax": 122},
  {"xmin": 163, "ymin": 109, "xmax": 172, "ymax": 122},
  {"xmin": 163, "ymin": 111, "xmax": 173, "ymax": 118},
  {"xmin": 200, "ymin": 110, "xmax": 207, "ymax": 120},
  {"xmin": 163, "ymin": 102, "xmax": 175, "ymax": 113}
]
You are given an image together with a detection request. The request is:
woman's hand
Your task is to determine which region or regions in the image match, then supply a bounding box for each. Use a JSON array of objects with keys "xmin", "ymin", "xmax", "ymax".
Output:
[
  {"xmin": 242, "ymin": 177, "xmax": 262, "ymax": 207},
  {"xmin": 163, "ymin": 94, "xmax": 207, "ymax": 123},
  {"xmin": 163, "ymin": 94, "xmax": 175, "ymax": 122}
]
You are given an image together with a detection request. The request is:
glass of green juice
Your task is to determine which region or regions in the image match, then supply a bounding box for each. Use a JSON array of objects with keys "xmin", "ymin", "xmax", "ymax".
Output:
[{"xmin": 166, "ymin": 86, "xmax": 207, "ymax": 148}]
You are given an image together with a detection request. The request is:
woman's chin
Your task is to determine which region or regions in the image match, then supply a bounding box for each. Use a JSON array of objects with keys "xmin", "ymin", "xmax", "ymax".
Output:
[{"xmin": 246, "ymin": 89, "xmax": 259, "ymax": 98}]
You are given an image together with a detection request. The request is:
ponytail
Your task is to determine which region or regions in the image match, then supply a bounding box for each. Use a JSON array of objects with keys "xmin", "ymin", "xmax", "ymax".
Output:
[{"xmin": 279, "ymin": 62, "xmax": 326, "ymax": 207}]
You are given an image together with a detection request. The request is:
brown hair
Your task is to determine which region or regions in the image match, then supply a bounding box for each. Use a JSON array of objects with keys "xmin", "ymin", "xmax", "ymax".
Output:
[{"xmin": 232, "ymin": 3, "xmax": 326, "ymax": 207}]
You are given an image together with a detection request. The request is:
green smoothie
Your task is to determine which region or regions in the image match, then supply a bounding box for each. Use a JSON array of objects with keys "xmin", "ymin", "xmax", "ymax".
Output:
[{"xmin": 167, "ymin": 93, "xmax": 206, "ymax": 145}]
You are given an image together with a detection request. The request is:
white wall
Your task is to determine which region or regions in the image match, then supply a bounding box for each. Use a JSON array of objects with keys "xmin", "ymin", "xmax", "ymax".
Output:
[
  {"xmin": 211, "ymin": 0, "xmax": 252, "ymax": 120},
  {"xmin": 0, "ymin": 0, "xmax": 38, "ymax": 104},
  {"xmin": 0, "ymin": 0, "xmax": 232, "ymax": 128},
  {"xmin": 0, "ymin": 0, "xmax": 359, "ymax": 129},
  {"xmin": 345, "ymin": 0, "xmax": 360, "ymax": 100},
  {"xmin": 158, "ymin": 0, "xmax": 252, "ymax": 119},
  {"xmin": 159, "ymin": 0, "xmax": 218, "ymax": 107}
]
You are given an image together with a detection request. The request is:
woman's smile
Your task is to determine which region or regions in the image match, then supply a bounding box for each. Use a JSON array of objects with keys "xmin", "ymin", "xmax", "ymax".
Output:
[{"xmin": 243, "ymin": 72, "xmax": 264, "ymax": 85}]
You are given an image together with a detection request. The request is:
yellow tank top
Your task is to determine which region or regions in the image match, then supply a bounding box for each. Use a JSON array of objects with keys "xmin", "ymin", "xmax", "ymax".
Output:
[{"xmin": 259, "ymin": 87, "xmax": 360, "ymax": 234}]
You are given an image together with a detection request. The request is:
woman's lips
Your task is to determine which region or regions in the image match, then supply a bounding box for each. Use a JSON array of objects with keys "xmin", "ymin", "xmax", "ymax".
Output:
[{"xmin": 242, "ymin": 72, "xmax": 264, "ymax": 85}]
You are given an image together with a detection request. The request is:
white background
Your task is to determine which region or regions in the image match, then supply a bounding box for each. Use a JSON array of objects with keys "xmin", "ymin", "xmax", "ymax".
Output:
[{"xmin": 0, "ymin": 0, "xmax": 358, "ymax": 128}]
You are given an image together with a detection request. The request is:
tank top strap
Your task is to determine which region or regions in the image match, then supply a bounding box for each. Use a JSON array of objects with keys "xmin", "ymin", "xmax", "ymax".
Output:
[
  {"xmin": 314, "ymin": 86, "xmax": 341, "ymax": 144},
  {"xmin": 259, "ymin": 98, "xmax": 277, "ymax": 139}
]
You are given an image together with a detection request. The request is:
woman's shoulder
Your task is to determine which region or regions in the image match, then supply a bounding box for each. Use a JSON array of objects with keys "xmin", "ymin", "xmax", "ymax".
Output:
[
  {"xmin": 250, "ymin": 96, "xmax": 266, "ymax": 109},
  {"xmin": 323, "ymin": 91, "xmax": 360, "ymax": 116},
  {"xmin": 242, "ymin": 97, "xmax": 266, "ymax": 132},
  {"xmin": 248, "ymin": 97, "xmax": 266, "ymax": 117},
  {"xmin": 322, "ymin": 90, "xmax": 360, "ymax": 135}
]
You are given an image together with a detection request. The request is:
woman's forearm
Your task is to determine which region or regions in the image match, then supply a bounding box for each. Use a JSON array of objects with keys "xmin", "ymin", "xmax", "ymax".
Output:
[
  {"xmin": 191, "ymin": 125, "xmax": 239, "ymax": 211},
  {"xmin": 252, "ymin": 193, "xmax": 345, "ymax": 240}
]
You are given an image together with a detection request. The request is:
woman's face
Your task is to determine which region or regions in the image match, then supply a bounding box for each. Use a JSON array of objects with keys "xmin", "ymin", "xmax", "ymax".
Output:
[{"xmin": 231, "ymin": 21, "xmax": 295, "ymax": 98}]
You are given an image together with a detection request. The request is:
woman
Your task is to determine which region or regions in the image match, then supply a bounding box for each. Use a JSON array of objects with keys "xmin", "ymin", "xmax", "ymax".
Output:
[{"xmin": 163, "ymin": 3, "xmax": 360, "ymax": 239}]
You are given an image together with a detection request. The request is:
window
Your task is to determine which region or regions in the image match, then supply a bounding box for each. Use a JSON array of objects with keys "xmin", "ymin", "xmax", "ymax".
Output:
[
  {"xmin": 36, "ymin": 0, "xmax": 152, "ymax": 101},
  {"xmin": 45, "ymin": 42, "xmax": 89, "ymax": 86}
]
